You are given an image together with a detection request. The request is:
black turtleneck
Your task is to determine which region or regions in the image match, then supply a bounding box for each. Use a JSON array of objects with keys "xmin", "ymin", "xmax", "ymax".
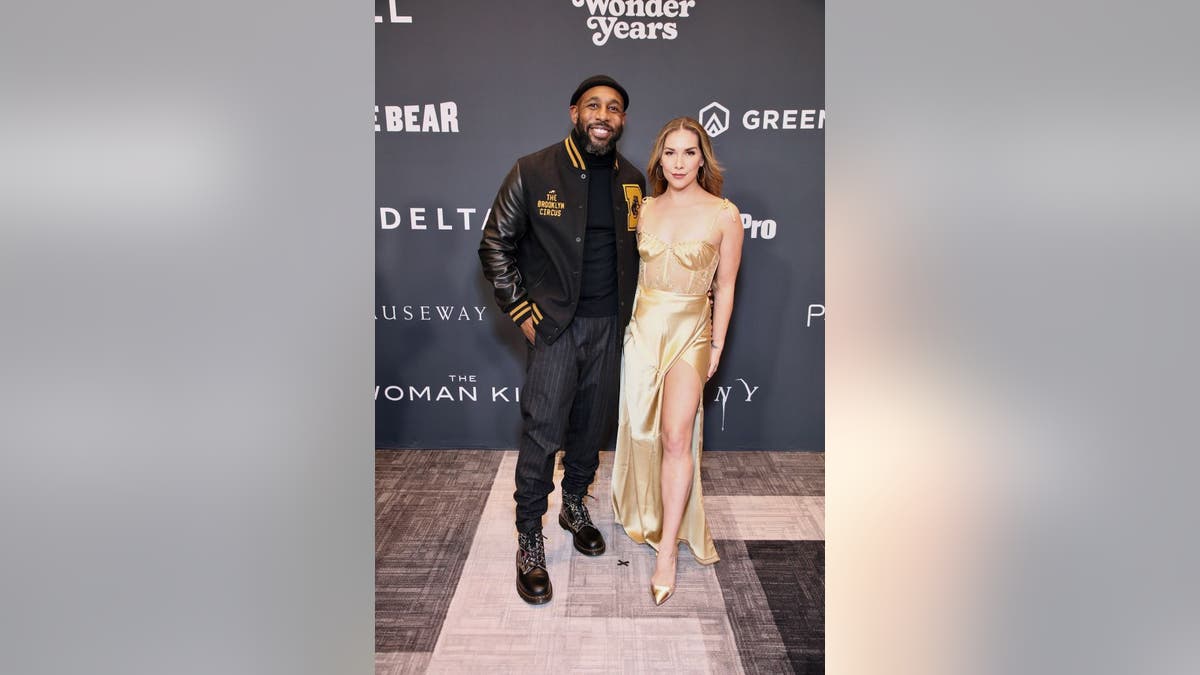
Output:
[{"xmin": 575, "ymin": 130, "xmax": 618, "ymax": 317}]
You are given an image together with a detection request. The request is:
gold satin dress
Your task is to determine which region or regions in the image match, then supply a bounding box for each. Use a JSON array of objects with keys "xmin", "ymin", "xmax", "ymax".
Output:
[{"xmin": 611, "ymin": 198, "xmax": 732, "ymax": 565}]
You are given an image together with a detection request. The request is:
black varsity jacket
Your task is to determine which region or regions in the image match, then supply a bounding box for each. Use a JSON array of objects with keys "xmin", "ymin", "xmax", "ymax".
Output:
[{"xmin": 478, "ymin": 134, "xmax": 645, "ymax": 345}]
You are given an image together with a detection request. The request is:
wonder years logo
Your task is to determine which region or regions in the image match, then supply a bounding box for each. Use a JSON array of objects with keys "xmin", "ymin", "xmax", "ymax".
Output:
[{"xmin": 570, "ymin": 0, "xmax": 697, "ymax": 46}]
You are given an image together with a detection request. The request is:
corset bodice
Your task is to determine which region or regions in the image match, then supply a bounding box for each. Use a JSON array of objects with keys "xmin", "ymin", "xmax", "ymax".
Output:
[{"xmin": 636, "ymin": 229, "xmax": 720, "ymax": 296}]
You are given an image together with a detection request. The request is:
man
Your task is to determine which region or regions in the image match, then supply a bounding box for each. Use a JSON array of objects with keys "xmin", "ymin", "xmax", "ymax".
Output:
[{"xmin": 479, "ymin": 75, "xmax": 645, "ymax": 604}]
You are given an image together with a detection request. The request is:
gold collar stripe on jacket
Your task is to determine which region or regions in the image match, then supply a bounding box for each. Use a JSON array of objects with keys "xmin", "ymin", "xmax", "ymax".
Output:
[
  {"xmin": 565, "ymin": 135, "xmax": 621, "ymax": 171},
  {"xmin": 564, "ymin": 136, "xmax": 585, "ymax": 170}
]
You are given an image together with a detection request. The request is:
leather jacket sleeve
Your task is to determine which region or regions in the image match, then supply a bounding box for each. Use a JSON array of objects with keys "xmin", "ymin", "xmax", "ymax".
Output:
[{"xmin": 478, "ymin": 162, "xmax": 529, "ymax": 313}]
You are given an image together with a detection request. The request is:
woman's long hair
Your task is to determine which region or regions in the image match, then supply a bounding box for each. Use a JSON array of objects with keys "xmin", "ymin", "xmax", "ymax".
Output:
[{"xmin": 646, "ymin": 116, "xmax": 724, "ymax": 197}]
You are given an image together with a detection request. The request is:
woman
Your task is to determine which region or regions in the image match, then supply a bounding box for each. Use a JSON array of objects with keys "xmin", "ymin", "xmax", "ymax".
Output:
[{"xmin": 611, "ymin": 117, "xmax": 744, "ymax": 605}]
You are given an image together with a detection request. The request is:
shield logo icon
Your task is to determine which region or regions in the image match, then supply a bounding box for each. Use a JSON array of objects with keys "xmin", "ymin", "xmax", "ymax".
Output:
[{"xmin": 699, "ymin": 101, "xmax": 731, "ymax": 137}]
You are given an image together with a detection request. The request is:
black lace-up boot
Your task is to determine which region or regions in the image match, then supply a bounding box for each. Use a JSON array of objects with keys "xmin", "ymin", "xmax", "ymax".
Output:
[
  {"xmin": 558, "ymin": 491, "xmax": 606, "ymax": 555},
  {"xmin": 515, "ymin": 529, "xmax": 552, "ymax": 604}
]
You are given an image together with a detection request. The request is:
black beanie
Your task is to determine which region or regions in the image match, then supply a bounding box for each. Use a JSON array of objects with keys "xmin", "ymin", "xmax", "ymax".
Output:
[{"xmin": 569, "ymin": 74, "xmax": 629, "ymax": 110}]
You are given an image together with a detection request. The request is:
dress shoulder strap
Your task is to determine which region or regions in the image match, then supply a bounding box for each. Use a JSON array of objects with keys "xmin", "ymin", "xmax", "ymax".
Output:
[
  {"xmin": 707, "ymin": 198, "xmax": 733, "ymax": 235},
  {"xmin": 638, "ymin": 195, "xmax": 655, "ymax": 232}
]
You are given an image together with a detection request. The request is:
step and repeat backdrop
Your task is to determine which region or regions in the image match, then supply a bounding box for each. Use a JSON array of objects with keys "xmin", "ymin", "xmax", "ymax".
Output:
[{"xmin": 376, "ymin": 0, "xmax": 823, "ymax": 450}]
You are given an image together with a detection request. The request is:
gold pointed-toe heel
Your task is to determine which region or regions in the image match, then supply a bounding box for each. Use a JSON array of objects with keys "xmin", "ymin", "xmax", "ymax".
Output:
[
  {"xmin": 650, "ymin": 550, "xmax": 678, "ymax": 606},
  {"xmin": 650, "ymin": 583, "xmax": 675, "ymax": 606}
]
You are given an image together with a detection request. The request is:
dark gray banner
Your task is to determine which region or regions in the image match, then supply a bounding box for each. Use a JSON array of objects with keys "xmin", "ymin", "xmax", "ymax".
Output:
[{"xmin": 376, "ymin": 0, "xmax": 824, "ymax": 449}]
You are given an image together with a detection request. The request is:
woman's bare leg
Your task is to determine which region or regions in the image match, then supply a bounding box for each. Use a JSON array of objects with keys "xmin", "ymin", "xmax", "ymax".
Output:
[{"xmin": 652, "ymin": 360, "xmax": 705, "ymax": 587}]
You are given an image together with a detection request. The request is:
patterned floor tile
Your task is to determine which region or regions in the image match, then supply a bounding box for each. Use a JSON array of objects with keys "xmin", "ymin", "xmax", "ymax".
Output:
[
  {"xmin": 375, "ymin": 450, "xmax": 503, "ymax": 653},
  {"xmin": 375, "ymin": 651, "xmax": 432, "ymax": 675},
  {"xmin": 706, "ymin": 496, "xmax": 825, "ymax": 541},
  {"xmin": 375, "ymin": 450, "xmax": 502, "ymax": 493},
  {"xmin": 748, "ymin": 540, "xmax": 825, "ymax": 675},
  {"xmin": 702, "ymin": 451, "xmax": 824, "ymax": 497},
  {"xmin": 712, "ymin": 539, "xmax": 794, "ymax": 675}
]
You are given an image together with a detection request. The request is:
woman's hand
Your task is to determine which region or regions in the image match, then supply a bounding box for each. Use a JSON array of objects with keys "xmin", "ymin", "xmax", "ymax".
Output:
[{"xmin": 707, "ymin": 344, "xmax": 722, "ymax": 380}]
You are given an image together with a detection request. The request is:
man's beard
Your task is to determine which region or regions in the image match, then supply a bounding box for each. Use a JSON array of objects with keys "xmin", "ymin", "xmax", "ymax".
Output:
[{"xmin": 576, "ymin": 119, "xmax": 622, "ymax": 155}]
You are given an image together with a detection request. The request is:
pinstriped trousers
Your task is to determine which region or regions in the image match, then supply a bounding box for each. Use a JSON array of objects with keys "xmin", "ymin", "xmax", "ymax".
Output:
[{"xmin": 514, "ymin": 314, "xmax": 621, "ymax": 534}]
